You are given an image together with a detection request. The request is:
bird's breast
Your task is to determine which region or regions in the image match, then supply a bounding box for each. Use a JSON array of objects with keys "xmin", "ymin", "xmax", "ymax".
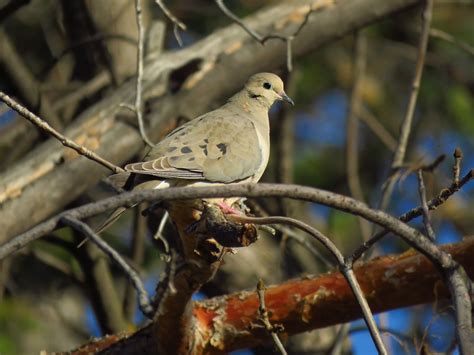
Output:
[{"xmin": 251, "ymin": 118, "xmax": 270, "ymax": 183}]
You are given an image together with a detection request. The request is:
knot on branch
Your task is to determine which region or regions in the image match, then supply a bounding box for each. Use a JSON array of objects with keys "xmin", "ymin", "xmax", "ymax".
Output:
[{"xmin": 187, "ymin": 204, "xmax": 259, "ymax": 249}]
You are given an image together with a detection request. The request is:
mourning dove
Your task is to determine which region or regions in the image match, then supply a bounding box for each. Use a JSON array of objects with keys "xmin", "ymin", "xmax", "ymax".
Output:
[{"xmin": 97, "ymin": 72, "xmax": 293, "ymax": 233}]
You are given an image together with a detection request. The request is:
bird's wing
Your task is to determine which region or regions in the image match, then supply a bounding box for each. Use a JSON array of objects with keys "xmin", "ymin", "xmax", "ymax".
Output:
[{"xmin": 125, "ymin": 110, "xmax": 263, "ymax": 183}]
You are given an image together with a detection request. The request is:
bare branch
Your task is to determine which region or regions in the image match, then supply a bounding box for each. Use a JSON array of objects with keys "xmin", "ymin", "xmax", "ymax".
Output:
[
  {"xmin": 430, "ymin": 28, "xmax": 474, "ymax": 57},
  {"xmin": 154, "ymin": 0, "xmax": 186, "ymax": 30},
  {"xmin": 215, "ymin": 0, "xmax": 318, "ymax": 71},
  {"xmin": 350, "ymin": 168, "xmax": 473, "ymax": 261},
  {"xmin": 0, "ymin": 27, "xmax": 62, "ymax": 130},
  {"xmin": 0, "ymin": 92, "xmax": 124, "ymax": 174},
  {"xmin": 379, "ymin": 0, "xmax": 434, "ymax": 211},
  {"xmin": 256, "ymin": 279, "xmax": 287, "ymax": 355},
  {"xmin": 392, "ymin": 0, "xmax": 433, "ymax": 168},
  {"xmin": 356, "ymin": 105, "xmax": 397, "ymax": 151},
  {"xmin": 154, "ymin": 0, "xmax": 186, "ymax": 46},
  {"xmin": 346, "ymin": 31, "xmax": 372, "ymax": 241},
  {"xmin": 187, "ymin": 237, "xmax": 474, "ymax": 354},
  {"xmin": 124, "ymin": 204, "xmax": 148, "ymax": 321},
  {"xmin": 453, "ymin": 147, "xmax": 463, "ymax": 185},
  {"xmin": 61, "ymin": 216, "xmax": 154, "ymax": 318},
  {"xmin": 230, "ymin": 214, "xmax": 387, "ymax": 354},
  {"xmin": 70, "ymin": 237, "xmax": 474, "ymax": 353},
  {"xmin": 132, "ymin": 0, "xmax": 155, "ymax": 147},
  {"xmin": 417, "ymin": 169, "xmax": 436, "ymax": 241},
  {"xmin": 2, "ymin": 179, "xmax": 472, "ymax": 266}
]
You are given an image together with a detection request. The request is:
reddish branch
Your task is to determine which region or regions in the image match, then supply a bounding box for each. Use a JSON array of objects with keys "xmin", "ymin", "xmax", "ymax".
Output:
[{"xmin": 72, "ymin": 237, "xmax": 474, "ymax": 354}]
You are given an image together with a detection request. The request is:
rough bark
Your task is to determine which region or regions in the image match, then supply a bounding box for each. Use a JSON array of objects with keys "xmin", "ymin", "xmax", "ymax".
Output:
[
  {"xmin": 0, "ymin": 0, "xmax": 421, "ymax": 242},
  {"xmin": 69, "ymin": 237, "xmax": 474, "ymax": 354}
]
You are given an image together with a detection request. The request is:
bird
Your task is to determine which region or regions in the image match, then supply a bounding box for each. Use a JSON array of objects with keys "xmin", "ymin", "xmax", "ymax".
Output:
[{"xmin": 97, "ymin": 72, "xmax": 294, "ymax": 233}]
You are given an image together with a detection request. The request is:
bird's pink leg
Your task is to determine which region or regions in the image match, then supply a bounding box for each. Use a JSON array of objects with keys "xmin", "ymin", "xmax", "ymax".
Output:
[{"xmin": 216, "ymin": 201, "xmax": 241, "ymax": 215}]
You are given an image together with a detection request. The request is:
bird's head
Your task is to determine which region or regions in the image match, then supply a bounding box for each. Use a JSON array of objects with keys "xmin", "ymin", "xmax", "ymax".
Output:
[{"xmin": 245, "ymin": 72, "xmax": 294, "ymax": 108}]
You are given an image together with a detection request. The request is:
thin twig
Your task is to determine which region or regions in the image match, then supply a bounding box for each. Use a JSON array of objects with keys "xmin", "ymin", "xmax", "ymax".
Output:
[
  {"xmin": 215, "ymin": 0, "xmax": 314, "ymax": 71},
  {"xmin": 73, "ymin": 229, "xmax": 128, "ymax": 333},
  {"xmin": 274, "ymin": 224, "xmax": 333, "ymax": 268},
  {"xmin": 346, "ymin": 31, "xmax": 371, "ymax": 241},
  {"xmin": 0, "ymin": 92, "xmax": 124, "ymax": 174},
  {"xmin": 256, "ymin": 279, "xmax": 287, "ymax": 355},
  {"xmin": 61, "ymin": 215, "xmax": 153, "ymax": 318},
  {"xmin": 430, "ymin": 28, "xmax": 474, "ymax": 57},
  {"xmin": 417, "ymin": 169, "xmax": 436, "ymax": 241},
  {"xmin": 154, "ymin": 0, "xmax": 186, "ymax": 47},
  {"xmin": 380, "ymin": 0, "xmax": 434, "ymax": 210},
  {"xmin": 133, "ymin": 0, "xmax": 155, "ymax": 147},
  {"xmin": 151, "ymin": 249, "xmax": 178, "ymax": 310},
  {"xmin": 453, "ymin": 147, "xmax": 462, "ymax": 185},
  {"xmin": 124, "ymin": 204, "xmax": 148, "ymax": 321},
  {"xmin": 247, "ymin": 200, "xmax": 332, "ymax": 267},
  {"xmin": 421, "ymin": 153, "xmax": 446, "ymax": 172},
  {"xmin": 0, "ymin": 27, "xmax": 62, "ymax": 130},
  {"xmin": 356, "ymin": 105, "xmax": 397, "ymax": 152},
  {"xmin": 329, "ymin": 324, "xmax": 351, "ymax": 355},
  {"xmin": 346, "ymin": 33, "xmax": 394, "ymax": 351},
  {"xmin": 392, "ymin": 0, "xmax": 433, "ymax": 169},
  {"xmin": 153, "ymin": 211, "xmax": 171, "ymax": 261},
  {"xmin": 350, "ymin": 168, "xmax": 473, "ymax": 262},
  {"xmin": 349, "ymin": 325, "xmax": 413, "ymax": 353},
  {"xmin": 229, "ymin": 214, "xmax": 387, "ymax": 355}
]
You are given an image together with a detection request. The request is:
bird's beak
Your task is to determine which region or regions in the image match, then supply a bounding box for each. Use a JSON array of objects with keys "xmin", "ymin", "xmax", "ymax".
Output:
[{"xmin": 279, "ymin": 92, "xmax": 294, "ymax": 106}]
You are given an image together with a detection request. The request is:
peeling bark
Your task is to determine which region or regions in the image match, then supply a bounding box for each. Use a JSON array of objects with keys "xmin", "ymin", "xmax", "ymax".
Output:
[{"xmin": 69, "ymin": 237, "xmax": 474, "ymax": 354}]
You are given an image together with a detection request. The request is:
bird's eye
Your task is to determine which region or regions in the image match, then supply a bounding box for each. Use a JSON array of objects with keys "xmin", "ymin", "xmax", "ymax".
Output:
[{"xmin": 263, "ymin": 82, "xmax": 272, "ymax": 90}]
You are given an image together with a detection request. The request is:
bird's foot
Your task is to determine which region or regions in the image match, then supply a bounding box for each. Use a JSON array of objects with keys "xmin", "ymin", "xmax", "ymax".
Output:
[{"xmin": 216, "ymin": 201, "xmax": 241, "ymax": 215}]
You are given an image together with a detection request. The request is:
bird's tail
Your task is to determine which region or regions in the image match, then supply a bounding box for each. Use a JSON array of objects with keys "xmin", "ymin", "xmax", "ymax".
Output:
[
  {"xmin": 95, "ymin": 179, "xmax": 170, "ymax": 234},
  {"xmin": 95, "ymin": 205, "xmax": 134, "ymax": 234}
]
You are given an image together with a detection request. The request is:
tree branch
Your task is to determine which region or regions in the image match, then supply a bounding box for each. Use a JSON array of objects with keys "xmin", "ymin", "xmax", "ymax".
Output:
[
  {"xmin": 0, "ymin": 92, "xmax": 124, "ymax": 174},
  {"xmin": 0, "ymin": 0, "xmax": 422, "ymax": 243},
  {"xmin": 72, "ymin": 237, "xmax": 474, "ymax": 354}
]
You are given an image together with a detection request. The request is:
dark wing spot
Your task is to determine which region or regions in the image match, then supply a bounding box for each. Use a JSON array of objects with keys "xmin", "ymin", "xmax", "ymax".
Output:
[
  {"xmin": 181, "ymin": 146, "xmax": 192, "ymax": 153},
  {"xmin": 199, "ymin": 144, "xmax": 208, "ymax": 156},
  {"xmin": 168, "ymin": 146, "xmax": 177, "ymax": 152},
  {"xmin": 188, "ymin": 157, "xmax": 195, "ymax": 162},
  {"xmin": 170, "ymin": 156, "xmax": 179, "ymax": 161},
  {"xmin": 204, "ymin": 138, "xmax": 209, "ymax": 143},
  {"xmin": 216, "ymin": 143, "xmax": 227, "ymax": 154},
  {"xmin": 179, "ymin": 131, "xmax": 186, "ymax": 136}
]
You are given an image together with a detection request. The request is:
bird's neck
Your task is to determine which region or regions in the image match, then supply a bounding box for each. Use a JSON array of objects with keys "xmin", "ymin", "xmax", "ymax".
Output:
[{"xmin": 228, "ymin": 90, "xmax": 272, "ymax": 113}]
